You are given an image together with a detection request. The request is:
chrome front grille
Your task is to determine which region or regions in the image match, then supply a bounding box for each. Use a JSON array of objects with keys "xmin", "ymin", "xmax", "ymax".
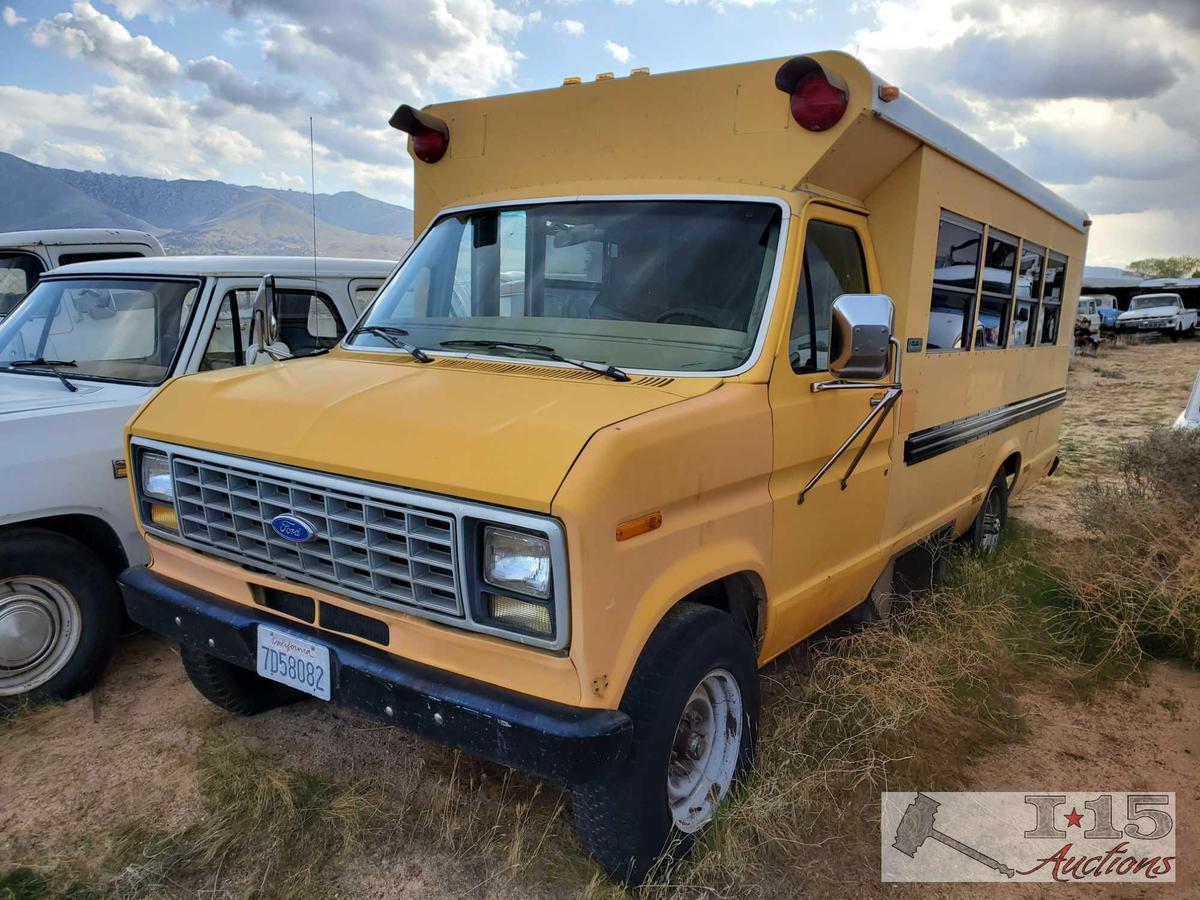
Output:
[{"xmin": 172, "ymin": 456, "xmax": 461, "ymax": 616}]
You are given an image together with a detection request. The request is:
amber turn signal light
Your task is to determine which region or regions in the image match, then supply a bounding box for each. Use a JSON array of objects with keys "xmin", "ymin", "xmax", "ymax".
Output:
[{"xmin": 616, "ymin": 512, "xmax": 662, "ymax": 542}]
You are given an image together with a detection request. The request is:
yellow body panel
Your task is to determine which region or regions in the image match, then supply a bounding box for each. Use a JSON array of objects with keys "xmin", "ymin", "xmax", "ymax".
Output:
[{"xmin": 127, "ymin": 50, "xmax": 1087, "ymax": 710}]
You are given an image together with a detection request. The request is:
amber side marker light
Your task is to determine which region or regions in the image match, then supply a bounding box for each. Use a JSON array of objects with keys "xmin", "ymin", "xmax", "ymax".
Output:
[
  {"xmin": 774, "ymin": 55, "xmax": 849, "ymax": 132},
  {"xmin": 616, "ymin": 512, "xmax": 662, "ymax": 542},
  {"xmin": 389, "ymin": 104, "xmax": 449, "ymax": 163},
  {"xmin": 878, "ymin": 84, "xmax": 901, "ymax": 102}
]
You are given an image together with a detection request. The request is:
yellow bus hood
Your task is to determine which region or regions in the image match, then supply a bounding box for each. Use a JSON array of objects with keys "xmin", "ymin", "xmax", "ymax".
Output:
[{"xmin": 130, "ymin": 355, "xmax": 717, "ymax": 511}]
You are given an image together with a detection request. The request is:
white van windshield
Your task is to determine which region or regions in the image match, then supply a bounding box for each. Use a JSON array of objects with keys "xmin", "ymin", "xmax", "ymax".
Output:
[
  {"xmin": 0, "ymin": 277, "xmax": 200, "ymax": 385},
  {"xmin": 0, "ymin": 252, "xmax": 45, "ymax": 317},
  {"xmin": 348, "ymin": 200, "xmax": 783, "ymax": 373}
]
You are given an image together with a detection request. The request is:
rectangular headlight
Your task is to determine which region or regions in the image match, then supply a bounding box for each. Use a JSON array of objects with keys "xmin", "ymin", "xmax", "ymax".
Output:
[
  {"xmin": 483, "ymin": 526, "xmax": 551, "ymax": 599},
  {"xmin": 140, "ymin": 451, "xmax": 174, "ymax": 503}
]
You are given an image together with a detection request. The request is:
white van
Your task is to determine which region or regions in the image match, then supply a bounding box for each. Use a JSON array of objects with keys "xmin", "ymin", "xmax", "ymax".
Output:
[
  {"xmin": 0, "ymin": 229, "xmax": 165, "ymax": 320},
  {"xmin": 0, "ymin": 255, "xmax": 394, "ymax": 701}
]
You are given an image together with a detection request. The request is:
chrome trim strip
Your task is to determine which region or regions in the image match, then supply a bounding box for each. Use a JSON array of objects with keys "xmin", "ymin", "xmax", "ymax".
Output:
[
  {"xmin": 342, "ymin": 193, "xmax": 793, "ymax": 380},
  {"xmin": 132, "ymin": 437, "xmax": 570, "ymax": 651},
  {"xmin": 904, "ymin": 388, "xmax": 1066, "ymax": 465}
]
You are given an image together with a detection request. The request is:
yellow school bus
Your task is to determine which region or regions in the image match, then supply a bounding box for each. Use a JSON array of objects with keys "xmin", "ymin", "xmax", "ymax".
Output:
[{"xmin": 120, "ymin": 51, "xmax": 1087, "ymax": 881}]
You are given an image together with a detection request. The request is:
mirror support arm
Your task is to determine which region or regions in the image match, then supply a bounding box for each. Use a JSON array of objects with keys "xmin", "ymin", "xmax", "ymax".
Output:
[{"xmin": 798, "ymin": 337, "xmax": 904, "ymax": 505}]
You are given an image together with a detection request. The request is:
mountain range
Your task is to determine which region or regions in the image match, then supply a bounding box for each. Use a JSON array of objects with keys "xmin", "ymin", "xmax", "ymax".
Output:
[{"xmin": 0, "ymin": 152, "xmax": 413, "ymax": 259}]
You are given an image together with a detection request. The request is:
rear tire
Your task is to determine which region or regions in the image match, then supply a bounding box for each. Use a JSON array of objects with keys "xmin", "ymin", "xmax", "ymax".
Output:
[
  {"xmin": 572, "ymin": 604, "xmax": 760, "ymax": 884},
  {"xmin": 179, "ymin": 644, "xmax": 303, "ymax": 715},
  {"xmin": 0, "ymin": 529, "xmax": 121, "ymax": 702},
  {"xmin": 968, "ymin": 471, "xmax": 1009, "ymax": 556}
]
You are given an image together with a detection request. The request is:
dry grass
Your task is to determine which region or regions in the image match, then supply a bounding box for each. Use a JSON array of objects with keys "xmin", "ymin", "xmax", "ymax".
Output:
[{"xmin": 1052, "ymin": 427, "xmax": 1200, "ymax": 671}]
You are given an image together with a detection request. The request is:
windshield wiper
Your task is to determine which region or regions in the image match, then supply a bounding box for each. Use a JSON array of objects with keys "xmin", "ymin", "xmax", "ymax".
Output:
[
  {"xmin": 4, "ymin": 358, "xmax": 79, "ymax": 393},
  {"xmin": 439, "ymin": 339, "xmax": 630, "ymax": 382},
  {"xmin": 347, "ymin": 325, "xmax": 432, "ymax": 363}
]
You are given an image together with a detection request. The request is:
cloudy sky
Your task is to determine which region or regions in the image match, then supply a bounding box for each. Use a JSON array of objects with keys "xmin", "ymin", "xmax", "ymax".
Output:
[{"xmin": 0, "ymin": 0, "xmax": 1196, "ymax": 266}]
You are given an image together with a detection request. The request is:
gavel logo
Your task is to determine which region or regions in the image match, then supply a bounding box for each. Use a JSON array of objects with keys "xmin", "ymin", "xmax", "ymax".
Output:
[{"xmin": 892, "ymin": 793, "xmax": 1016, "ymax": 878}]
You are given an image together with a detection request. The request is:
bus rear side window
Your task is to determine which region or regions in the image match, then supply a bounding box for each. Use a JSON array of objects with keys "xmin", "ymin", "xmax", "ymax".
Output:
[
  {"xmin": 927, "ymin": 213, "xmax": 982, "ymax": 351},
  {"xmin": 1014, "ymin": 242, "xmax": 1044, "ymax": 347},
  {"xmin": 1040, "ymin": 252, "xmax": 1068, "ymax": 345}
]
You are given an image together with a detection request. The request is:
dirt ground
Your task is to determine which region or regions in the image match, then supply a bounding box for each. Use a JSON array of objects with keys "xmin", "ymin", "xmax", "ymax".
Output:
[{"xmin": 2, "ymin": 337, "xmax": 1199, "ymax": 898}]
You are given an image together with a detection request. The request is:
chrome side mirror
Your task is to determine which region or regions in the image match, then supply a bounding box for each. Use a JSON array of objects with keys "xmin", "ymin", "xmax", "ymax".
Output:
[
  {"xmin": 250, "ymin": 274, "xmax": 278, "ymax": 350},
  {"xmin": 828, "ymin": 293, "xmax": 895, "ymax": 381}
]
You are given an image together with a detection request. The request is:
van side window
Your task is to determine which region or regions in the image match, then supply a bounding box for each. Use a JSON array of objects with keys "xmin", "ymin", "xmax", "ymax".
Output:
[
  {"xmin": 927, "ymin": 212, "xmax": 982, "ymax": 351},
  {"xmin": 1040, "ymin": 252, "xmax": 1067, "ymax": 345},
  {"xmin": 789, "ymin": 220, "xmax": 867, "ymax": 373},
  {"xmin": 1014, "ymin": 242, "xmax": 1044, "ymax": 347},
  {"xmin": 57, "ymin": 251, "xmax": 145, "ymax": 266},
  {"xmin": 200, "ymin": 290, "xmax": 252, "ymax": 371},
  {"xmin": 977, "ymin": 229, "xmax": 1017, "ymax": 349}
]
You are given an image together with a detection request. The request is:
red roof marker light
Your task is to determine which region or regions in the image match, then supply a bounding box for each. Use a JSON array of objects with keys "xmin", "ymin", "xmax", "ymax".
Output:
[
  {"xmin": 774, "ymin": 56, "xmax": 849, "ymax": 133},
  {"xmin": 389, "ymin": 104, "xmax": 450, "ymax": 164}
]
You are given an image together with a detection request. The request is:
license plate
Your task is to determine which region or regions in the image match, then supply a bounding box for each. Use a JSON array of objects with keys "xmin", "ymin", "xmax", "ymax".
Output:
[{"xmin": 256, "ymin": 625, "xmax": 331, "ymax": 700}]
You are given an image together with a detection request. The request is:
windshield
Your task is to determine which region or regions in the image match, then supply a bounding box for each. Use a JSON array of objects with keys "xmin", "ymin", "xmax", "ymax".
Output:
[
  {"xmin": 1131, "ymin": 295, "xmax": 1177, "ymax": 310},
  {"xmin": 349, "ymin": 200, "xmax": 783, "ymax": 373},
  {"xmin": 0, "ymin": 277, "xmax": 200, "ymax": 385},
  {"xmin": 0, "ymin": 252, "xmax": 45, "ymax": 318}
]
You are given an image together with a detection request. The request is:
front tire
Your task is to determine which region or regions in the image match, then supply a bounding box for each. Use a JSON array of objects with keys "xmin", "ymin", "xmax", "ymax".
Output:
[
  {"xmin": 0, "ymin": 529, "xmax": 121, "ymax": 701},
  {"xmin": 572, "ymin": 605, "xmax": 760, "ymax": 884}
]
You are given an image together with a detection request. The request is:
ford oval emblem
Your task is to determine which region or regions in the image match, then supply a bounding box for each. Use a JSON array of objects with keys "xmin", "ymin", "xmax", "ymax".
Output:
[{"xmin": 271, "ymin": 513, "xmax": 318, "ymax": 543}]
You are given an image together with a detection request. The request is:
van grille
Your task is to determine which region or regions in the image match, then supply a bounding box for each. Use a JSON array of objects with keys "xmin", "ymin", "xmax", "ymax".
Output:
[{"xmin": 171, "ymin": 456, "xmax": 461, "ymax": 616}]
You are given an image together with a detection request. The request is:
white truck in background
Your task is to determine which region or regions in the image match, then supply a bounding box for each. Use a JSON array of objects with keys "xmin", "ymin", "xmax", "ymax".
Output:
[
  {"xmin": 1116, "ymin": 293, "xmax": 1198, "ymax": 338},
  {"xmin": 0, "ymin": 254, "xmax": 394, "ymax": 702},
  {"xmin": 0, "ymin": 229, "xmax": 165, "ymax": 320}
]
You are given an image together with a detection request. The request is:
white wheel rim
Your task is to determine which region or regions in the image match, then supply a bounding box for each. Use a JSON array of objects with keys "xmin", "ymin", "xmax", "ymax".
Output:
[
  {"xmin": 979, "ymin": 487, "xmax": 1003, "ymax": 555},
  {"xmin": 666, "ymin": 667, "xmax": 743, "ymax": 833},
  {"xmin": 0, "ymin": 576, "xmax": 82, "ymax": 696}
]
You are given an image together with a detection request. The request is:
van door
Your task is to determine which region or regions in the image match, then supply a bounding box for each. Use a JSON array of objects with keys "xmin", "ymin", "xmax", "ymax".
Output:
[{"xmin": 763, "ymin": 205, "xmax": 895, "ymax": 657}]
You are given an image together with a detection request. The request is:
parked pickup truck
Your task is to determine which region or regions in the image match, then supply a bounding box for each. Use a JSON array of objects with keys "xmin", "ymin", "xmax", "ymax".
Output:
[
  {"xmin": 1080, "ymin": 293, "xmax": 1120, "ymax": 330},
  {"xmin": 0, "ymin": 229, "xmax": 164, "ymax": 320},
  {"xmin": 1116, "ymin": 293, "xmax": 1197, "ymax": 337},
  {"xmin": 0, "ymin": 255, "xmax": 394, "ymax": 701}
]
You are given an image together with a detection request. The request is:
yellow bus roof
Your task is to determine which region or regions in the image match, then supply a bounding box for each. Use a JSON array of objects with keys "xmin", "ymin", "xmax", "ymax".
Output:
[{"xmin": 408, "ymin": 51, "xmax": 1088, "ymax": 235}]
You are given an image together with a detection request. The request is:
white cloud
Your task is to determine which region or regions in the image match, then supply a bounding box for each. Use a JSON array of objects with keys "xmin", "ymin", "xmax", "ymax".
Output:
[
  {"xmin": 612, "ymin": 0, "xmax": 635, "ymax": 5},
  {"xmin": 187, "ymin": 55, "xmax": 302, "ymax": 114},
  {"xmin": 259, "ymin": 170, "xmax": 307, "ymax": 189},
  {"xmin": 526, "ymin": 8, "xmax": 543, "ymax": 22},
  {"xmin": 555, "ymin": 18, "xmax": 584, "ymax": 36},
  {"xmin": 29, "ymin": 1, "xmax": 181, "ymax": 85},
  {"xmin": 108, "ymin": 0, "xmax": 170, "ymax": 20},
  {"xmin": 2, "ymin": 6, "xmax": 26, "ymax": 26},
  {"xmin": 604, "ymin": 39, "xmax": 631, "ymax": 63}
]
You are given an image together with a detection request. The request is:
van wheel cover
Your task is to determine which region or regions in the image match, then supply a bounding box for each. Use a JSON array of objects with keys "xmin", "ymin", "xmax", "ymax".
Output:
[
  {"xmin": 667, "ymin": 667, "xmax": 743, "ymax": 833},
  {"xmin": 0, "ymin": 576, "xmax": 81, "ymax": 695}
]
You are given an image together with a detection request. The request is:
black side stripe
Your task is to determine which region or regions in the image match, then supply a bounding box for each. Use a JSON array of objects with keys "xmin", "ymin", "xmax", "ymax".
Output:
[{"xmin": 904, "ymin": 388, "xmax": 1066, "ymax": 465}]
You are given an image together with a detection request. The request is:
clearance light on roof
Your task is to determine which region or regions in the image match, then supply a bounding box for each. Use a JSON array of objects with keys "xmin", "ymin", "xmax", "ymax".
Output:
[
  {"xmin": 774, "ymin": 55, "xmax": 849, "ymax": 132},
  {"xmin": 388, "ymin": 103, "xmax": 449, "ymax": 164},
  {"xmin": 878, "ymin": 84, "xmax": 901, "ymax": 103}
]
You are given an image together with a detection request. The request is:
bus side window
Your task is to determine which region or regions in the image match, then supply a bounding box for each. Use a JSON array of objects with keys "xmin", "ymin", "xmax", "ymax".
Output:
[
  {"xmin": 927, "ymin": 212, "xmax": 982, "ymax": 351},
  {"xmin": 790, "ymin": 220, "xmax": 867, "ymax": 373},
  {"xmin": 1014, "ymin": 242, "xmax": 1045, "ymax": 347},
  {"xmin": 1040, "ymin": 252, "xmax": 1068, "ymax": 345}
]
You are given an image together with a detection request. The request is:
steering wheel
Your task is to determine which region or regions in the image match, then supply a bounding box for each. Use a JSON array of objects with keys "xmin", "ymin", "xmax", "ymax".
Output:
[{"xmin": 654, "ymin": 308, "xmax": 722, "ymax": 328}]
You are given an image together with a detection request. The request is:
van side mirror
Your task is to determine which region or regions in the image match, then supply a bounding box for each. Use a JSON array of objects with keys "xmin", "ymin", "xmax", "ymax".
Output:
[
  {"xmin": 828, "ymin": 293, "xmax": 895, "ymax": 381},
  {"xmin": 248, "ymin": 274, "xmax": 290, "ymax": 362}
]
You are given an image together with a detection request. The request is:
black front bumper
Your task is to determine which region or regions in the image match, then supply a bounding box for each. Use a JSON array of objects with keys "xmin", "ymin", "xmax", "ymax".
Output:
[{"xmin": 119, "ymin": 567, "xmax": 632, "ymax": 784}]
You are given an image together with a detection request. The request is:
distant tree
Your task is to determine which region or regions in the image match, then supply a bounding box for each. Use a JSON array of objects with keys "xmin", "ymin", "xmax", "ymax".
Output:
[{"xmin": 1126, "ymin": 256, "xmax": 1200, "ymax": 279}]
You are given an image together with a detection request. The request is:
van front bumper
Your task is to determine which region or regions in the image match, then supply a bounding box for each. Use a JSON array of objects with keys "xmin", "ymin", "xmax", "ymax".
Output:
[{"xmin": 119, "ymin": 566, "xmax": 632, "ymax": 784}]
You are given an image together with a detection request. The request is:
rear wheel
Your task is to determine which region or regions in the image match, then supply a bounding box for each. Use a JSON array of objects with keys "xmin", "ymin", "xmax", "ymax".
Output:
[
  {"xmin": 0, "ymin": 530, "xmax": 121, "ymax": 702},
  {"xmin": 572, "ymin": 604, "xmax": 759, "ymax": 884},
  {"xmin": 969, "ymin": 471, "xmax": 1008, "ymax": 556},
  {"xmin": 179, "ymin": 644, "xmax": 303, "ymax": 715}
]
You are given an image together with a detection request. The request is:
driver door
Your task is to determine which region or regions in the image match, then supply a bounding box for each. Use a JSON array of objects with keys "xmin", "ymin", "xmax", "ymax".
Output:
[{"xmin": 764, "ymin": 205, "xmax": 896, "ymax": 657}]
